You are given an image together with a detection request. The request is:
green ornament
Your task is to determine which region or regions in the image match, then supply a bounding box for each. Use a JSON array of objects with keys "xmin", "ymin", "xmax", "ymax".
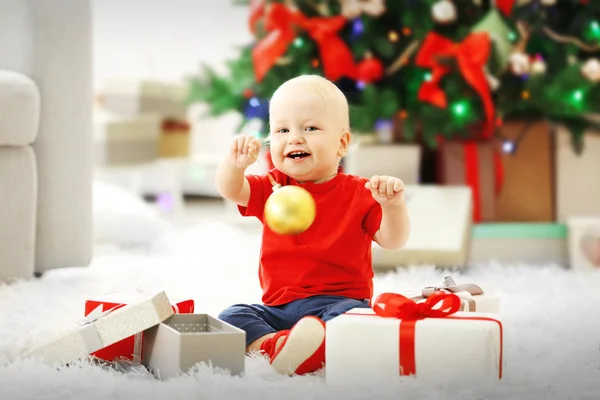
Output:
[{"xmin": 471, "ymin": 9, "xmax": 514, "ymax": 73}]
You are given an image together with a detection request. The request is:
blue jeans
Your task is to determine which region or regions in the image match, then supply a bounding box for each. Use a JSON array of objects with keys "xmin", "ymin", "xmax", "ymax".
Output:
[{"xmin": 218, "ymin": 295, "xmax": 371, "ymax": 346}]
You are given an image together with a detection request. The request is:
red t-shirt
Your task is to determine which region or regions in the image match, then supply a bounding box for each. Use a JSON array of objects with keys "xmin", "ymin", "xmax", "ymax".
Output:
[{"xmin": 239, "ymin": 169, "xmax": 383, "ymax": 306}]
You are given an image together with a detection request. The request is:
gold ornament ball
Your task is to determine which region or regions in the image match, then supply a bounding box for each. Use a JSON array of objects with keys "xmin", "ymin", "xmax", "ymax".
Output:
[{"xmin": 264, "ymin": 185, "xmax": 316, "ymax": 236}]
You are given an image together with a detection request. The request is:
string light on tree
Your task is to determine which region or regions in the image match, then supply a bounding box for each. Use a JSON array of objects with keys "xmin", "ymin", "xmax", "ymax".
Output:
[
  {"xmin": 571, "ymin": 89, "xmax": 584, "ymax": 104},
  {"xmin": 581, "ymin": 58, "xmax": 600, "ymax": 82},
  {"xmin": 451, "ymin": 100, "xmax": 470, "ymax": 118},
  {"xmin": 249, "ymin": 97, "xmax": 260, "ymax": 107},
  {"xmin": 540, "ymin": 0, "xmax": 556, "ymax": 5},
  {"xmin": 502, "ymin": 140, "xmax": 516, "ymax": 154},
  {"xmin": 388, "ymin": 30, "xmax": 399, "ymax": 43},
  {"xmin": 352, "ymin": 18, "xmax": 364, "ymax": 36}
]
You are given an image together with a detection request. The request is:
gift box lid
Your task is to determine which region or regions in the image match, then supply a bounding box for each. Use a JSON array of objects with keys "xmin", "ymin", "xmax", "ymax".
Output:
[
  {"xmin": 22, "ymin": 290, "xmax": 174, "ymax": 366},
  {"xmin": 85, "ymin": 289, "xmax": 195, "ymax": 316}
]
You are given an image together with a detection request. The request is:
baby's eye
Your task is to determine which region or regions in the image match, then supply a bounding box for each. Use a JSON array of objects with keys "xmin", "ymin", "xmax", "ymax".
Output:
[
  {"xmin": 305, "ymin": 126, "xmax": 318, "ymax": 132},
  {"xmin": 275, "ymin": 128, "xmax": 289, "ymax": 134}
]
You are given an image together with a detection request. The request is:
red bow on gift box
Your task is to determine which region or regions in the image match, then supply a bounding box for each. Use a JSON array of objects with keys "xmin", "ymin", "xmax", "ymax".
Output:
[
  {"xmin": 250, "ymin": 3, "xmax": 356, "ymax": 82},
  {"xmin": 371, "ymin": 291, "xmax": 503, "ymax": 378},
  {"xmin": 415, "ymin": 32, "xmax": 496, "ymax": 138}
]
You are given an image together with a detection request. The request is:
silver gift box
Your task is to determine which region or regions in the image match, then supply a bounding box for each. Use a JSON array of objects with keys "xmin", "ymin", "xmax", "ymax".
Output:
[{"xmin": 143, "ymin": 313, "xmax": 246, "ymax": 380}]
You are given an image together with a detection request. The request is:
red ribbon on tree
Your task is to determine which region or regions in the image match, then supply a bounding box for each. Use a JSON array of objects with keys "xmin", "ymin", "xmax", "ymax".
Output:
[
  {"xmin": 495, "ymin": 0, "xmax": 515, "ymax": 16},
  {"xmin": 371, "ymin": 292, "xmax": 503, "ymax": 378},
  {"xmin": 248, "ymin": 0, "xmax": 265, "ymax": 33},
  {"xmin": 415, "ymin": 32, "xmax": 496, "ymax": 139},
  {"xmin": 250, "ymin": 3, "xmax": 356, "ymax": 82}
]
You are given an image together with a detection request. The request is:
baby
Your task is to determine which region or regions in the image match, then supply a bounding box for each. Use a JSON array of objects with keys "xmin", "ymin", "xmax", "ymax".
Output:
[{"xmin": 216, "ymin": 75, "xmax": 410, "ymax": 376}]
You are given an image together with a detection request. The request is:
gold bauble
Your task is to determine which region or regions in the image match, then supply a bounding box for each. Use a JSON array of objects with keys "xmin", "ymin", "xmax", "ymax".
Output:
[{"xmin": 264, "ymin": 185, "xmax": 316, "ymax": 235}]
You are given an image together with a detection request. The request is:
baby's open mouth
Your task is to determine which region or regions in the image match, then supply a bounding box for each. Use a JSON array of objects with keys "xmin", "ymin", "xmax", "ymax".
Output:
[{"xmin": 286, "ymin": 151, "xmax": 311, "ymax": 160}]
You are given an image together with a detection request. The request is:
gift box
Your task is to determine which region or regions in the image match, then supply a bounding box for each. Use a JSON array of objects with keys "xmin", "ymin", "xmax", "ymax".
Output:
[
  {"xmin": 437, "ymin": 139, "xmax": 500, "ymax": 222},
  {"xmin": 84, "ymin": 290, "xmax": 195, "ymax": 363},
  {"xmin": 343, "ymin": 143, "xmax": 422, "ymax": 185},
  {"xmin": 555, "ymin": 125, "xmax": 600, "ymax": 222},
  {"xmin": 326, "ymin": 292, "xmax": 503, "ymax": 385},
  {"xmin": 495, "ymin": 119, "xmax": 554, "ymax": 222},
  {"xmin": 23, "ymin": 291, "xmax": 174, "ymax": 366},
  {"xmin": 101, "ymin": 79, "xmax": 188, "ymax": 120},
  {"xmin": 143, "ymin": 313, "xmax": 246, "ymax": 380},
  {"xmin": 158, "ymin": 119, "xmax": 191, "ymax": 158},
  {"xmin": 93, "ymin": 112, "xmax": 161, "ymax": 166},
  {"xmin": 399, "ymin": 276, "xmax": 501, "ymax": 312},
  {"xmin": 371, "ymin": 185, "xmax": 473, "ymax": 269},
  {"xmin": 567, "ymin": 217, "xmax": 600, "ymax": 271}
]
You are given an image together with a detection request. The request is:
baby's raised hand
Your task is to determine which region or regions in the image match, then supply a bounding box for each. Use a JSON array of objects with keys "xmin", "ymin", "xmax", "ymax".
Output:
[
  {"xmin": 230, "ymin": 135, "xmax": 262, "ymax": 169},
  {"xmin": 365, "ymin": 175, "xmax": 405, "ymax": 207}
]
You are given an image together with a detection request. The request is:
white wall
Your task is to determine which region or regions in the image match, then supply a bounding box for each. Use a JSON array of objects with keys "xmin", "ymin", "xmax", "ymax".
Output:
[
  {"xmin": 92, "ymin": 0, "xmax": 254, "ymax": 156},
  {"xmin": 92, "ymin": 0, "xmax": 252, "ymax": 88}
]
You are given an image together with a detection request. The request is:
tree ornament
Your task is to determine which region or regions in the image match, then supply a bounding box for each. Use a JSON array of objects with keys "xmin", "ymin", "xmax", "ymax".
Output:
[
  {"xmin": 357, "ymin": 54, "xmax": 385, "ymax": 83},
  {"xmin": 540, "ymin": 0, "xmax": 556, "ymax": 5},
  {"xmin": 581, "ymin": 58, "xmax": 600, "ymax": 82},
  {"xmin": 432, "ymin": 0, "xmax": 457, "ymax": 24},
  {"xmin": 471, "ymin": 9, "xmax": 514, "ymax": 71},
  {"xmin": 264, "ymin": 185, "xmax": 316, "ymax": 235},
  {"xmin": 530, "ymin": 59, "xmax": 546, "ymax": 75},
  {"xmin": 509, "ymin": 52, "xmax": 531, "ymax": 76},
  {"xmin": 338, "ymin": 0, "xmax": 386, "ymax": 19}
]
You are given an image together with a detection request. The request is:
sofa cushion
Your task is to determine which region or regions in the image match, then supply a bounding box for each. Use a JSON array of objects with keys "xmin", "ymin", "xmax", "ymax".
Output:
[{"xmin": 0, "ymin": 70, "xmax": 40, "ymax": 146}]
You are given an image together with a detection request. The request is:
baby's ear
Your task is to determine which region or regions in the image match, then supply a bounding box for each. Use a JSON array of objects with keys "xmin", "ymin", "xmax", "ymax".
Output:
[{"xmin": 337, "ymin": 129, "xmax": 351, "ymax": 156}]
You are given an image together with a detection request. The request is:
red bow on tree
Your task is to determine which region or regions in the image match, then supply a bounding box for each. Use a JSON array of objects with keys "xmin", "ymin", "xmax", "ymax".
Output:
[
  {"xmin": 250, "ymin": 3, "xmax": 356, "ymax": 82},
  {"xmin": 415, "ymin": 32, "xmax": 496, "ymax": 138},
  {"xmin": 496, "ymin": 0, "xmax": 515, "ymax": 16}
]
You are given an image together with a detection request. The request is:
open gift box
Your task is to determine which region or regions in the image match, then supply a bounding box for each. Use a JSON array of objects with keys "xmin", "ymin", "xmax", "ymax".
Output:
[
  {"xmin": 84, "ymin": 290, "xmax": 195, "ymax": 363},
  {"xmin": 325, "ymin": 292, "xmax": 504, "ymax": 385},
  {"xmin": 143, "ymin": 314, "xmax": 245, "ymax": 380},
  {"xmin": 23, "ymin": 291, "xmax": 174, "ymax": 366},
  {"xmin": 21, "ymin": 291, "xmax": 246, "ymax": 378}
]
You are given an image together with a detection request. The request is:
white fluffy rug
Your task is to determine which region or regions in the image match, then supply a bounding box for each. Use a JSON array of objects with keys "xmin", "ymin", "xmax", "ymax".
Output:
[{"xmin": 1, "ymin": 191, "xmax": 600, "ymax": 399}]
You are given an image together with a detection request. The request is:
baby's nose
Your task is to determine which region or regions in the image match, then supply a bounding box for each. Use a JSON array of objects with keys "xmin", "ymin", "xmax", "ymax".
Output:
[{"xmin": 288, "ymin": 134, "xmax": 305, "ymax": 144}]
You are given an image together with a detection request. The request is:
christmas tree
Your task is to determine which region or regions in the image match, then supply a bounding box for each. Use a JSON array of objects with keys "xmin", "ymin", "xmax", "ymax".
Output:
[{"xmin": 188, "ymin": 0, "xmax": 600, "ymax": 152}]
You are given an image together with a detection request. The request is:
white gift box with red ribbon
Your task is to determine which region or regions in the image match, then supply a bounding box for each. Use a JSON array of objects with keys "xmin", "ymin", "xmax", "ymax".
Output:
[{"xmin": 325, "ymin": 292, "xmax": 503, "ymax": 386}]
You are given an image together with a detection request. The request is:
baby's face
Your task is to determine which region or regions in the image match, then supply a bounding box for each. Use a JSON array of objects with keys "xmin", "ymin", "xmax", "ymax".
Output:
[{"xmin": 268, "ymin": 86, "xmax": 349, "ymax": 183}]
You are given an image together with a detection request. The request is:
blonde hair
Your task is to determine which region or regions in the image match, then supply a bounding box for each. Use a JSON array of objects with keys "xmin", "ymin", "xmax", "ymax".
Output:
[{"xmin": 269, "ymin": 75, "xmax": 350, "ymax": 131}]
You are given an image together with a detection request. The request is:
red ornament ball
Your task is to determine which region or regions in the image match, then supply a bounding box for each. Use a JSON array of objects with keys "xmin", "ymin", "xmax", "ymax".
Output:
[{"xmin": 357, "ymin": 57, "xmax": 385, "ymax": 83}]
